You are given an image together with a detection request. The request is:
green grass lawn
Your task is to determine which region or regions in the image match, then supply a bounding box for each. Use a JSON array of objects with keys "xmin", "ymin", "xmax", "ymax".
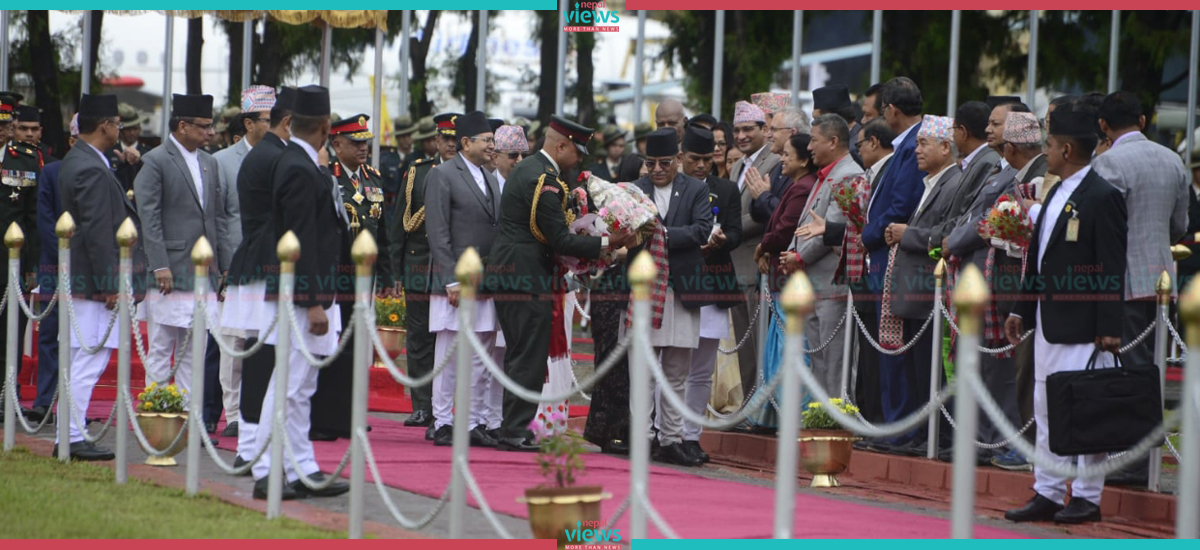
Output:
[{"xmin": 0, "ymin": 448, "xmax": 341, "ymax": 538}]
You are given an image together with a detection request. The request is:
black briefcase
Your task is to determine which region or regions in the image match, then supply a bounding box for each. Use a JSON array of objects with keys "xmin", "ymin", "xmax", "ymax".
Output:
[{"xmin": 1045, "ymin": 348, "xmax": 1162, "ymax": 456}]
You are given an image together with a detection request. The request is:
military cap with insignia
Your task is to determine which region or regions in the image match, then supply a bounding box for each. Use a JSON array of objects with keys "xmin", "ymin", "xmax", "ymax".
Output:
[
  {"xmin": 331, "ymin": 113, "xmax": 374, "ymax": 141},
  {"xmin": 0, "ymin": 92, "xmax": 22, "ymax": 123},
  {"xmin": 548, "ymin": 114, "xmax": 593, "ymax": 156},
  {"xmin": 393, "ymin": 115, "xmax": 417, "ymax": 136},
  {"xmin": 633, "ymin": 121, "xmax": 654, "ymax": 141},
  {"xmin": 985, "ymin": 95, "xmax": 1023, "ymax": 110},
  {"xmin": 601, "ymin": 124, "xmax": 626, "ymax": 146},
  {"xmin": 413, "ymin": 115, "xmax": 437, "ymax": 140},
  {"xmin": 812, "ymin": 85, "xmax": 852, "ymax": 112},
  {"xmin": 434, "ymin": 112, "xmax": 461, "ymax": 138}
]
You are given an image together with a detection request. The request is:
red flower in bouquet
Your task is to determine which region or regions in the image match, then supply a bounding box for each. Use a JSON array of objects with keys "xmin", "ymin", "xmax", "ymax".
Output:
[
  {"xmin": 976, "ymin": 193, "xmax": 1033, "ymax": 249},
  {"xmin": 832, "ymin": 175, "xmax": 870, "ymax": 230}
]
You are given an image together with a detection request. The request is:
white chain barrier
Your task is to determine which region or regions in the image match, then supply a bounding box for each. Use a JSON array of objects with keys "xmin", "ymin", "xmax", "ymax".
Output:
[
  {"xmin": 853, "ymin": 307, "xmax": 934, "ymax": 356},
  {"xmin": 206, "ymin": 302, "xmax": 278, "ymax": 359},
  {"xmin": 283, "ymin": 301, "xmax": 356, "ymax": 370},
  {"xmin": 939, "ymin": 402, "xmax": 1035, "ymax": 450},
  {"xmin": 280, "ymin": 422, "xmax": 353, "ymax": 491},
  {"xmin": 3, "ymin": 367, "xmax": 57, "ymax": 434},
  {"xmin": 368, "ymin": 316, "xmax": 455, "ymax": 388},
  {"xmin": 457, "ymin": 455, "xmax": 515, "ymax": 539},
  {"xmin": 9, "ymin": 262, "xmax": 58, "ymax": 322},
  {"xmin": 191, "ymin": 411, "xmax": 271, "ymax": 475},
  {"xmin": 718, "ymin": 289, "xmax": 763, "ymax": 355},
  {"xmin": 357, "ymin": 427, "xmax": 451, "ymax": 530},
  {"xmin": 937, "ymin": 302, "xmax": 1033, "ymax": 354},
  {"xmin": 638, "ymin": 338, "xmax": 780, "ymax": 430}
]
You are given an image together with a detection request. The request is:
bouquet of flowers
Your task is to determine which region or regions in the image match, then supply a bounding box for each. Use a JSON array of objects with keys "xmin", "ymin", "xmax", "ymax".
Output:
[
  {"xmin": 557, "ymin": 172, "xmax": 659, "ymax": 275},
  {"xmin": 976, "ymin": 193, "xmax": 1034, "ymax": 256},
  {"xmin": 832, "ymin": 175, "xmax": 871, "ymax": 230}
]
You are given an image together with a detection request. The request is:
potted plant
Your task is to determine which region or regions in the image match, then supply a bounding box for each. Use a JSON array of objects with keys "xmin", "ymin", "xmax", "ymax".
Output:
[
  {"xmin": 799, "ymin": 398, "xmax": 861, "ymax": 488},
  {"xmin": 135, "ymin": 382, "xmax": 189, "ymax": 466},
  {"xmin": 375, "ymin": 295, "xmax": 407, "ymax": 361},
  {"xmin": 518, "ymin": 412, "xmax": 612, "ymax": 548}
]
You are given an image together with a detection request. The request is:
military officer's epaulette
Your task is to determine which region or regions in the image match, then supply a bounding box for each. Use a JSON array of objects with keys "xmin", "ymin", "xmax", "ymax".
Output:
[
  {"xmin": 411, "ymin": 157, "xmax": 434, "ymax": 166},
  {"xmin": 367, "ymin": 165, "xmax": 380, "ymax": 178},
  {"xmin": 530, "ymin": 174, "xmax": 573, "ymax": 245}
]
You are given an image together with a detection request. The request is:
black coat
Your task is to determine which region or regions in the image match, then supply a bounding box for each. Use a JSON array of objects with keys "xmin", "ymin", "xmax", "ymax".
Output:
[
  {"xmin": 631, "ymin": 172, "xmax": 715, "ymax": 309},
  {"xmin": 228, "ymin": 132, "xmax": 287, "ymax": 286},
  {"xmin": 1013, "ymin": 169, "xmax": 1127, "ymax": 343},
  {"xmin": 703, "ymin": 175, "xmax": 744, "ymax": 308}
]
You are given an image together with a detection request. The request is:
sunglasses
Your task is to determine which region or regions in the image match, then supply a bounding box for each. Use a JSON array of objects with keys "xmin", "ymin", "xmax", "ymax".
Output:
[
  {"xmin": 506, "ymin": 152, "xmax": 523, "ymax": 160},
  {"xmin": 644, "ymin": 158, "xmax": 674, "ymax": 169}
]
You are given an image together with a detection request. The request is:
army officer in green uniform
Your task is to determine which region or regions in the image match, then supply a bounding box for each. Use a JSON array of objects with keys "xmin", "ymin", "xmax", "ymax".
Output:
[{"xmin": 330, "ymin": 113, "xmax": 392, "ymax": 288}]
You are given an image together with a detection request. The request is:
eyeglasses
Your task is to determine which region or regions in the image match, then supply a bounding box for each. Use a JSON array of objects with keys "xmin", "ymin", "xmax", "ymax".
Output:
[
  {"xmin": 469, "ymin": 136, "xmax": 496, "ymax": 145},
  {"xmin": 254, "ymin": 117, "xmax": 270, "ymax": 124},
  {"xmin": 643, "ymin": 158, "xmax": 674, "ymax": 169},
  {"xmin": 188, "ymin": 121, "xmax": 215, "ymax": 130},
  {"xmin": 714, "ymin": 141, "xmax": 727, "ymax": 148},
  {"xmin": 770, "ymin": 126, "xmax": 793, "ymax": 133},
  {"xmin": 855, "ymin": 138, "xmax": 871, "ymax": 149},
  {"xmin": 104, "ymin": 118, "xmax": 123, "ymax": 129},
  {"xmin": 506, "ymin": 152, "xmax": 523, "ymax": 160}
]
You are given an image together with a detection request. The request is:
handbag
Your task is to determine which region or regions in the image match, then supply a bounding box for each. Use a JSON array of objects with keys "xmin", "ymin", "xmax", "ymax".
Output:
[{"xmin": 1046, "ymin": 348, "xmax": 1162, "ymax": 455}]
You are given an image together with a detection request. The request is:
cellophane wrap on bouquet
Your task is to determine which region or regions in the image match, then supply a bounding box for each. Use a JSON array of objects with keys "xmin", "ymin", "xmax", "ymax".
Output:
[
  {"xmin": 831, "ymin": 174, "xmax": 871, "ymax": 284},
  {"xmin": 976, "ymin": 193, "xmax": 1033, "ymax": 259},
  {"xmin": 556, "ymin": 173, "xmax": 660, "ymax": 276}
]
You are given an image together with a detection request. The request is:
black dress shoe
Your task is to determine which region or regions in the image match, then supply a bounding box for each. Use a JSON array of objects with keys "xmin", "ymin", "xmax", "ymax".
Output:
[
  {"xmin": 27, "ymin": 405, "xmax": 49, "ymax": 422},
  {"xmin": 600, "ymin": 439, "xmax": 630, "ymax": 455},
  {"xmin": 682, "ymin": 441, "xmax": 710, "ymax": 463},
  {"xmin": 487, "ymin": 428, "xmax": 501, "ymax": 442},
  {"xmin": 433, "ymin": 425, "xmax": 454, "ymax": 446},
  {"xmin": 404, "ymin": 410, "xmax": 433, "ymax": 427},
  {"xmin": 221, "ymin": 421, "xmax": 239, "ymax": 438},
  {"xmin": 469, "ymin": 425, "xmax": 498, "ymax": 448},
  {"xmin": 253, "ymin": 477, "xmax": 305, "ymax": 500},
  {"xmin": 1054, "ymin": 498, "xmax": 1102, "ymax": 524},
  {"xmin": 205, "ymin": 421, "xmax": 218, "ymax": 434},
  {"xmin": 1005, "ymin": 494, "xmax": 1064, "ymax": 523},
  {"xmin": 291, "ymin": 472, "xmax": 350, "ymax": 498},
  {"xmin": 308, "ymin": 431, "xmax": 338, "ymax": 442},
  {"xmin": 496, "ymin": 436, "xmax": 539, "ymax": 452},
  {"xmin": 655, "ymin": 443, "xmax": 703, "ymax": 467},
  {"xmin": 51, "ymin": 441, "xmax": 116, "ymax": 461},
  {"xmin": 1105, "ymin": 469, "xmax": 1149, "ymax": 487},
  {"xmin": 232, "ymin": 456, "xmax": 252, "ymax": 476},
  {"xmin": 425, "ymin": 425, "xmax": 436, "ymax": 441}
]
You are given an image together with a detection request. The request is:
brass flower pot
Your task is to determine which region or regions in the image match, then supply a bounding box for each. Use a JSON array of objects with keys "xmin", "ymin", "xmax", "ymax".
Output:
[
  {"xmin": 799, "ymin": 429, "xmax": 858, "ymax": 488},
  {"xmin": 135, "ymin": 412, "xmax": 188, "ymax": 466},
  {"xmin": 518, "ymin": 485, "xmax": 611, "ymax": 548},
  {"xmin": 376, "ymin": 326, "xmax": 406, "ymax": 360}
]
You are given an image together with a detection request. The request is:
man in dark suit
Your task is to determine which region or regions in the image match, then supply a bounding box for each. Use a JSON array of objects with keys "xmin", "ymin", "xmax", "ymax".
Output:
[
  {"xmin": 487, "ymin": 116, "xmax": 636, "ymax": 451},
  {"xmin": 56, "ymin": 93, "xmax": 148, "ymax": 461},
  {"xmin": 249, "ymin": 85, "xmax": 349, "ymax": 500},
  {"xmin": 940, "ymin": 101, "xmax": 1000, "ymax": 242},
  {"xmin": 747, "ymin": 106, "xmax": 808, "ymax": 225},
  {"xmin": 634, "ymin": 129, "xmax": 713, "ymax": 467},
  {"xmin": 678, "ymin": 125, "xmax": 741, "ymax": 463},
  {"xmin": 1003, "ymin": 104, "xmax": 1127, "ymax": 525},
  {"xmin": 862, "ymin": 77, "xmax": 927, "ymax": 436},
  {"xmin": 223, "ymin": 86, "xmax": 294, "ymax": 469}
]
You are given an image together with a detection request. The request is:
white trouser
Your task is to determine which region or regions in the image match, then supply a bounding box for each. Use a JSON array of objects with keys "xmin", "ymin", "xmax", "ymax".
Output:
[
  {"xmin": 433, "ymin": 330, "xmax": 503, "ymax": 430},
  {"xmin": 1032, "ymin": 379, "xmax": 1106, "ymax": 504},
  {"xmin": 58, "ymin": 347, "xmax": 114, "ymax": 444},
  {"xmin": 145, "ymin": 322, "xmax": 201, "ymax": 399},
  {"xmin": 251, "ymin": 346, "xmax": 320, "ymax": 482},
  {"xmin": 646, "ymin": 346, "xmax": 693, "ymax": 446},
  {"xmin": 218, "ymin": 336, "xmax": 246, "ymax": 423},
  {"xmin": 679, "ymin": 337, "xmax": 718, "ymax": 442},
  {"xmin": 237, "ymin": 420, "xmax": 258, "ymax": 461}
]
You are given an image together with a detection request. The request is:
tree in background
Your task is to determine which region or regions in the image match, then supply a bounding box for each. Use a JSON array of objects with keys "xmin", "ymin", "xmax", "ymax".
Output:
[
  {"xmin": 4, "ymin": 10, "xmax": 76, "ymax": 153},
  {"xmin": 406, "ymin": 10, "xmax": 441, "ymax": 118},
  {"xmin": 186, "ymin": 17, "xmax": 204, "ymax": 95},
  {"xmin": 535, "ymin": 10, "xmax": 559, "ymax": 124}
]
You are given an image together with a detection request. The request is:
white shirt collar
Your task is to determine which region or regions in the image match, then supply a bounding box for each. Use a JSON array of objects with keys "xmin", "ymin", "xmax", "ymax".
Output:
[
  {"xmin": 1014, "ymin": 153, "xmax": 1044, "ymax": 183},
  {"xmin": 1060, "ymin": 165, "xmax": 1091, "ymax": 193},
  {"xmin": 747, "ymin": 143, "xmax": 768, "ymax": 166},
  {"xmin": 240, "ymin": 137, "xmax": 254, "ymax": 153},
  {"xmin": 1111, "ymin": 130, "xmax": 1140, "ymax": 149},
  {"xmin": 925, "ymin": 162, "xmax": 953, "ymax": 188},
  {"xmin": 85, "ymin": 142, "xmax": 112, "ymax": 170},
  {"xmin": 460, "ymin": 152, "xmax": 486, "ymax": 180},
  {"xmin": 867, "ymin": 152, "xmax": 894, "ymax": 180},
  {"xmin": 340, "ymin": 161, "xmax": 360, "ymax": 179},
  {"xmin": 892, "ymin": 122, "xmax": 918, "ymax": 149},
  {"xmin": 169, "ymin": 134, "xmax": 198, "ymax": 161},
  {"xmin": 539, "ymin": 149, "xmax": 560, "ymax": 173},
  {"xmin": 961, "ymin": 142, "xmax": 988, "ymax": 168},
  {"xmin": 999, "ymin": 157, "xmax": 1010, "ymax": 170},
  {"xmin": 291, "ymin": 138, "xmax": 321, "ymax": 167}
]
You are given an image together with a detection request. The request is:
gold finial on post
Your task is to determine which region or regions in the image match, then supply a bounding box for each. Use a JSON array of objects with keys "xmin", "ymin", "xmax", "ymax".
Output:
[
  {"xmin": 277, "ymin": 231, "xmax": 300, "ymax": 273},
  {"xmin": 116, "ymin": 218, "xmax": 138, "ymax": 259},
  {"xmin": 781, "ymin": 271, "xmax": 816, "ymax": 334},
  {"xmin": 934, "ymin": 258, "xmax": 947, "ymax": 279},
  {"xmin": 952, "ymin": 264, "xmax": 990, "ymax": 336},
  {"xmin": 352, "ymin": 230, "xmax": 378, "ymax": 277},
  {"xmin": 191, "ymin": 236, "xmax": 213, "ymax": 278},
  {"xmin": 4, "ymin": 222, "xmax": 25, "ymax": 259},
  {"xmin": 1157, "ymin": 271, "xmax": 1173, "ymax": 306},
  {"xmin": 1181, "ymin": 276, "xmax": 1200, "ymax": 346},
  {"xmin": 1172, "ymin": 244, "xmax": 1192, "ymax": 262},
  {"xmin": 455, "ymin": 247, "xmax": 483, "ymax": 299},
  {"xmin": 56, "ymin": 212, "xmax": 77, "ymax": 247},
  {"xmin": 628, "ymin": 251, "xmax": 658, "ymax": 302}
]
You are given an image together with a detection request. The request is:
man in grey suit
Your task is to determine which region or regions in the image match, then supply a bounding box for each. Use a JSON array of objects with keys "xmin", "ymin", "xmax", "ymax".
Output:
[
  {"xmin": 134, "ymin": 93, "xmax": 232, "ymax": 402},
  {"xmin": 423, "ymin": 111, "xmax": 505, "ymax": 448},
  {"xmin": 56, "ymin": 93, "xmax": 148, "ymax": 460},
  {"xmin": 212, "ymin": 85, "xmax": 275, "ymax": 437},
  {"xmin": 885, "ymin": 115, "xmax": 963, "ymax": 455},
  {"xmin": 940, "ymin": 101, "xmax": 1000, "ymax": 242},
  {"xmin": 727, "ymin": 101, "xmax": 781, "ymax": 406},
  {"xmin": 785, "ymin": 115, "xmax": 861, "ymax": 395}
]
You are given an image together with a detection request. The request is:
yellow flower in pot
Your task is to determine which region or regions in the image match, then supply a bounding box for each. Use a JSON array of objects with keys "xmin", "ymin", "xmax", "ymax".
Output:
[
  {"xmin": 517, "ymin": 412, "xmax": 613, "ymax": 548},
  {"xmin": 799, "ymin": 398, "xmax": 861, "ymax": 488},
  {"xmin": 375, "ymin": 295, "xmax": 407, "ymax": 361},
  {"xmin": 135, "ymin": 383, "xmax": 189, "ymax": 466}
]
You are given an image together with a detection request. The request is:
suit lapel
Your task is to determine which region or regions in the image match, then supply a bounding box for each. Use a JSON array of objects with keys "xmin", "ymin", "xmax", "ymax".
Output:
[
  {"xmin": 454, "ymin": 155, "xmax": 493, "ymax": 217},
  {"xmin": 664, "ymin": 174, "xmax": 684, "ymax": 225},
  {"xmin": 166, "ymin": 139, "xmax": 203, "ymax": 210},
  {"xmin": 1045, "ymin": 172, "xmax": 1091, "ymax": 248}
]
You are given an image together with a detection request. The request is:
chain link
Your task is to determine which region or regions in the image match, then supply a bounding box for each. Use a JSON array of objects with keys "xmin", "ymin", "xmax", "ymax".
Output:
[
  {"xmin": 190, "ymin": 412, "xmax": 270, "ymax": 475},
  {"xmin": 457, "ymin": 456, "xmax": 516, "ymax": 539},
  {"xmin": 205, "ymin": 300, "xmax": 277, "ymax": 359},
  {"xmin": 718, "ymin": 292, "xmax": 763, "ymax": 355},
  {"xmin": 64, "ymin": 282, "xmax": 120, "ymax": 356},
  {"xmin": 8, "ymin": 264, "xmax": 58, "ymax": 322},
  {"xmin": 126, "ymin": 291, "xmax": 192, "ymax": 382},
  {"xmin": 4, "ymin": 367, "xmax": 57, "ymax": 433},
  {"xmin": 852, "ymin": 306, "xmax": 934, "ymax": 356},
  {"xmin": 938, "ymin": 402, "xmax": 1035, "ymax": 449},
  {"xmin": 58, "ymin": 362, "xmax": 119, "ymax": 444},
  {"xmin": 358, "ymin": 428, "xmax": 451, "ymax": 530},
  {"xmin": 369, "ymin": 317, "xmax": 455, "ymax": 388},
  {"xmin": 1118, "ymin": 316, "xmax": 1158, "ymax": 354},
  {"xmin": 283, "ymin": 301, "xmax": 355, "ymax": 369},
  {"xmin": 763, "ymin": 292, "xmax": 847, "ymax": 354},
  {"xmin": 938, "ymin": 302, "xmax": 1032, "ymax": 354},
  {"xmin": 1166, "ymin": 432, "xmax": 1182, "ymax": 463},
  {"xmin": 468, "ymin": 326, "xmax": 634, "ymax": 404},
  {"xmin": 1165, "ymin": 310, "xmax": 1188, "ymax": 363},
  {"xmin": 280, "ymin": 421, "xmax": 353, "ymax": 491}
]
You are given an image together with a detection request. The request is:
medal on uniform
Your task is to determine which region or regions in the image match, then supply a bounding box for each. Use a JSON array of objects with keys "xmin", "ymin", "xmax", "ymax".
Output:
[
  {"xmin": 1065, "ymin": 212, "xmax": 1079, "ymax": 242},
  {"xmin": 353, "ymin": 190, "xmax": 364, "ymax": 204},
  {"xmin": 370, "ymin": 203, "xmax": 381, "ymax": 218}
]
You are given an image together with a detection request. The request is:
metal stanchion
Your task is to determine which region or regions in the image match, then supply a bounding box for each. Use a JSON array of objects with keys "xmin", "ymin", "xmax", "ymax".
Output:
[
  {"xmin": 115, "ymin": 219, "xmax": 137, "ymax": 484},
  {"xmin": 839, "ymin": 290, "xmax": 853, "ymax": 398},
  {"xmin": 3, "ymin": 222, "xmax": 22, "ymax": 452},
  {"xmin": 1177, "ymin": 276, "xmax": 1200, "ymax": 538},
  {"xmin": 928, "ymin": 259, "xmax": 946, "ymax": 460},
  {"xmin": 1149, "ymin": 271, "xmax": 1170, "ymax": 493},
  {"xmin": 186, "ymin": 237, "xmax": 213, "ymax": 496},
  {"xmin": 627, "ymin": 251, "xmax": 656, "ymax": 541},
  {"xmin": 773, "ymin": 272, "xmax": 814, "ymax": 538},
  {"xmin": 448, "ymin": 247, "xmax": 482, "ymax": 538},
  {"xmin": 267, "ymin": 231, "xmax": 299, "ymax": 519},
  {"xmin": 348, "ymin": 232, "xmax": 377, "ymax": 539},
  {"xmin": 949, "ymin": 264, "xmax": 987, "ymax": 538},
  {"xmin": 57, "ymin": 213, "xmax": 76, "ymax": 462}
]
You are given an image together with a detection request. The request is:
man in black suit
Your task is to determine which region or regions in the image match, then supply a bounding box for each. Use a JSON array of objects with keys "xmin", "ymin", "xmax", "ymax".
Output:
[
  {"xmin": 56, "ymin": 93, "xmax": 148, "ymax": 461},
  {"xmin": 1003, "ymin": 104, "xmax": 1127, "ymax": 525},
  {"xmin": 676, "ymin": 125, "xmax": 741, "ymax": 464},
  {"xmin": 249, "ymin": 85, "xmax": 350, "ymax": 500}
]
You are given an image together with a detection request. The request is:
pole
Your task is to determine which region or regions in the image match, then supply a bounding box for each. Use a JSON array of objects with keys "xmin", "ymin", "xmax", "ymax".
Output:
[
  {"xmin": 0, "ymin": 10, "xmax": 10, "ymax": 87},
  {"xmin": 627, "ymin": 252, "xmax": 656, "ymax": 540},
  {"xmin": 1149, "ymin": 272, "xmax": 1170, "ymax": 493},
  {"xmin": 162, "ymin": 15, "xmax": 175, "ymax": 140},
  {"xmin": 3, "ymin": 223, "xmax": 21, "ymax": 452},
  {"xmin": 448, "ymin": 248, "xmax": 482, "ymax": 538},
  {"xmin": 1026, "ymin": 11, "xmax": 1039, "ymax": 112},
  {"xmin": 475, "ymin": 11, "xmax": 488, "ymax": 112},
  {"xmin": 267, "ymin": 232, "xmax": 298, "ymax": 519},
  {"xmin": 556, "ymin": 0, "xmax": 567, "ymax": 115},
  {"xmin": 348, "ymin": 232, "xmax": 377, "ymax": 539},
  {"xmin": 838, "ymin": 291, "xmax": 853, "ymax": 399},
  {"xmin": 1108, "ymin": 11, "xmax": 1120, "ymax": 93},
  {"xmin": 186, "ymin": 238, "xmax": 213, "ymax": 496},
  {"xmin": 241, "ymin": 20, "xmax": 253, "ymax": 93},
  {"xmin": 772, "ymin": 273, "xmax": 814, "ymax": 538},
  {"xmin": 1187, "ymin": 10, "xmax": 1199, "ymax": 177},
  {"xmin": 400, "ymin": 11, "xmax": 411, "ymax": 116},
  {"xmin": 320, "ymin": 23, "xmax": 332, "ymax": 89},
  {"xmin": 949, "ymin": 265, "xmax": 988, "ymax": 539},
  {"xmin": 81, "ymin": 11, "xmax": 93, "ymax": 95},
  {"xmin": 947, "ymin": 11, "xmax": 961, "ymax": 115},
  {"xmin": 790, "ymin": 11, "xmax": 802, "ymax": 108},
  {"xmin": 928, "ymin": 260, "xmax": 946, "ymax": 460},
  {"xmin": 57, "ymin": 213, "xmax": 75, "ymax": 462},
  {"xmin": 1178, "ymin": 274, "xmax": 1200, "ymax": 538},
  {"xmin": 870, "ymin": 10, "xmax": 882, "ymax": 85},
  {"xmin": 372, "ymin": 29, "xmax": 384, "ymax": 171},
  {"xmin": 633, "ymin": 11, "xmax": 646, "ymax": 126},
  {"xmin": 712, "ymin": 11, "xmax": 725, "ymax": 117},
  {"xmin": 115, "ymin": 219, "xmax": 137, "ymax": 485}
]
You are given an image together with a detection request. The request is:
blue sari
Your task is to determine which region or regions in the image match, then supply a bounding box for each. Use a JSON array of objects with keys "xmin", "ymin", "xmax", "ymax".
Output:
[{"xmin": 749, "ymin": 293, "xmax": 813, "ymax": 429}]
